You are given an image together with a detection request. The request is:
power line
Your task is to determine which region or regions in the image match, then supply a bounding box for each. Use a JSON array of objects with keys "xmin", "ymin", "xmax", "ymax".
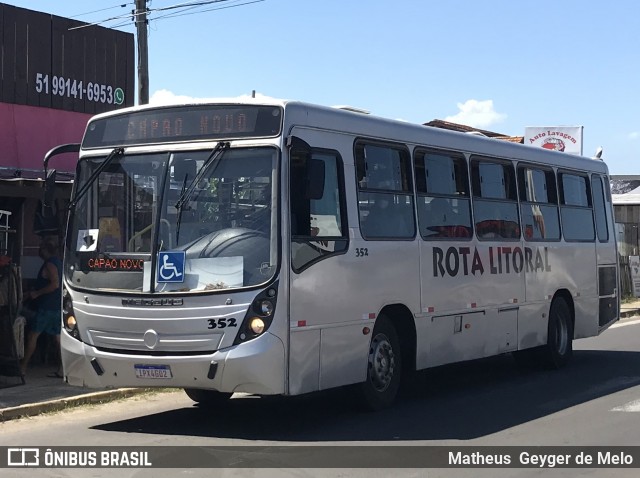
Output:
[
  {"xmin": 107, "ymin": 1, "xmax": 240, "ymax": 29},
  {"xmin": 69, "ymin": 3, "xmax": 134, "ymax": 19},
  {"xmin": 69, "ymin": 0, "xmax": 261, "ymax": 31},
  {"xmin": 68, "ymin": 10, "xmax": 142, "ymax": 30},
  {"xmin": 151, "ymin": 0, "xmax": 264, "ymax": 22},
  {"xmin": 150, "ymin": 0, "xmax": 231, "ymax": 13},
  {"xmin": 147, "ymin": 2, "xmax": 205, "ymax": 23}
]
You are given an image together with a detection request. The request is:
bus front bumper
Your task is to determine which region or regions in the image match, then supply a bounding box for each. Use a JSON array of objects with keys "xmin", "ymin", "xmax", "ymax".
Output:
[{"xmin": 61, "ymin": 330, "xmax": 286, "ymax": 395}]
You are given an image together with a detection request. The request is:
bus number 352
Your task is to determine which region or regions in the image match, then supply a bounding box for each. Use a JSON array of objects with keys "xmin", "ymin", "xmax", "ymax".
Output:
[{"xmin": 207, "ymin": 318, "xmax": 237, "ymax": 329}]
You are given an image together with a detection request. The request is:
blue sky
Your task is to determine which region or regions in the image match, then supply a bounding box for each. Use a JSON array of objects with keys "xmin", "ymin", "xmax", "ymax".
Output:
[{"xmin": 9, "ymin": 0, "xmax": 640, "ymax": 174}]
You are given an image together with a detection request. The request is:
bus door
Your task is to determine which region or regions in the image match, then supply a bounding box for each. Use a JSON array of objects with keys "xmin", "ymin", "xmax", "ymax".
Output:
[{"xmin": 286, "ymin": 131, "xmax": 370, "ymax": 395}]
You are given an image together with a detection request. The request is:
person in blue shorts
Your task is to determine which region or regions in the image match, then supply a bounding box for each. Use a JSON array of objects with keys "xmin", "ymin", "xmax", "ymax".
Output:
[{"xmin": 20, "ymin": 240, "xmax": 63, "ymax": 378}]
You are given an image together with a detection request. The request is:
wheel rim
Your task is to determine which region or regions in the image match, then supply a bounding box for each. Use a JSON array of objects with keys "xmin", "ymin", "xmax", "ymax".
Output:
[
  {"xmin": 368, "ymin": 332, "xmax": 395, "ymax": 392},
  {"xmin": 554, "ymin": 313, "xmax": 568, "ymax": 355}
]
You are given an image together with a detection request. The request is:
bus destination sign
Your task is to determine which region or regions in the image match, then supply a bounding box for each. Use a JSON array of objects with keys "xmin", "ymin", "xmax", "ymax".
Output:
[{"xmin": 83, "ymin": 105, "xmax": 283, "ymax": 148}]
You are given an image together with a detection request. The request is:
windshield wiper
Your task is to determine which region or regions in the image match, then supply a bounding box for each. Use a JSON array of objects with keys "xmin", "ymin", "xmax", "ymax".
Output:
[
  {"xmin": 70, "ymin": 147, "xmax": 124, "ymax": 208},
  {"xmin": 175, "ymin": 174, "xmax": 189, "ymax": 245},
  {"xmin": 175, "ymin": 141, "xmax": 230, "ymax": 211}
]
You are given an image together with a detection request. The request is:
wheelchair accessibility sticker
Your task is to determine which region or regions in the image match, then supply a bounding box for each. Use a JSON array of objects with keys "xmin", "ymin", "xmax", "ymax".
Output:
[{"xmin": 157, "ymin": 251, "xmax": 186, "ymax": 283}]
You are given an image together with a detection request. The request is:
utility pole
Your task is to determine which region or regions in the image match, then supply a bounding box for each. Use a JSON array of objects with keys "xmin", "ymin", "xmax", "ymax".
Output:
[{"xmin": 135, "ymin": 0, "xmax": 149, "ymax": 104}]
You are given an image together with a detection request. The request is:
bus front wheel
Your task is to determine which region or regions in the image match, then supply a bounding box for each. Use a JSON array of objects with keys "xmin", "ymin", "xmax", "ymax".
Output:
[
  {"xmin": 543, "ymin": 297, "xmax": 573, "ymax": 369},
  {"xmin": 184, "ymin": 388, "xmax": 232, "ymax": 406},
  {"xmin": 360, "ymin": 317, "xmax": 402, "ymax": 411}
]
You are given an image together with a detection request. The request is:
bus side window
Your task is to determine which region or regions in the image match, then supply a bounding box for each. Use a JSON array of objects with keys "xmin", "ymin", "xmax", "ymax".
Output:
[
  {"xmin": 414, "ymin": 149, "xmax": 472, "ymax": 240},
  {"xmin": 558, "ymin": 172, "xmax": 595, "ymax": 242},
  {"xmin": 591, "ymin": 174, "xmax": 609, "ymax": 242},
  {"xmin": 471, "ymin": 158, "xmax": 520, "ymax": 240},
  {"xmin": 355, "ymin": 141, "xmax": 415, "ymax": 240},
  {"xmin": 517, "ymin": 165, "xmax": 560, "ymax": 241}
]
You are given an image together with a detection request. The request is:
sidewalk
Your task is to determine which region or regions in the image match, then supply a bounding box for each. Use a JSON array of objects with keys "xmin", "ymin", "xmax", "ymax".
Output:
[
  {"xmin": 0, "ymin": 364, "xmax": 150, "ymax": 422},
  {"xmin": 620, "ymin": 299, "xmax": 640, "ymax": 318}
]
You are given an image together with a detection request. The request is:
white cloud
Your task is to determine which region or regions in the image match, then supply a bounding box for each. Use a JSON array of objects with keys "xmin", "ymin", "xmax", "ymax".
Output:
[
  {"xmin": 149, "ymin": 89, "xmax": 276, "ymax": 105},
  {"xmin": 629, "ymin": 132, "xmax": 639, "ymax": 140},
  {"xmin": 444, "ymin": 99, "xmax": 506, "ymax": 129}
]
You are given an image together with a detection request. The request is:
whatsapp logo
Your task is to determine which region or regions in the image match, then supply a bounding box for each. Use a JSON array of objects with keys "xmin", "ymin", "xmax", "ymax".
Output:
[{"xmin": 114, "ymin": 88, "xmax": 125, "ymax": 105}]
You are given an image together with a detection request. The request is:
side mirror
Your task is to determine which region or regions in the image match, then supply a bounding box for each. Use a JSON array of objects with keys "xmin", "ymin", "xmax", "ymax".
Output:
[
  {"xmin": 288, "ymin": 136, "xmax": 325, "ymax": 200},
  {"xmin": 43, "ymin": 169, "xmax": 57, "ymax": 207},
  {"xmin": 42, "ymin": 143, "xmax": 80, "ymax": 206},
  {"xmin": 306, "ymin": 158, "xmax": 325, "ymax": 200}
]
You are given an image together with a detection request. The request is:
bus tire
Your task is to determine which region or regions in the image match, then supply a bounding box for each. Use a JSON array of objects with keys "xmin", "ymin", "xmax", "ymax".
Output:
[
  {"xmin": 542, "ymin": 297, "xmax": 573, "ymax": 369},
  {"xmin": 184, "ymin": 388, "xmax": 232, "ymax": 405},
  {"xmin": 359, "ymin": 317, "xmax": 402, "ymax": 411}
]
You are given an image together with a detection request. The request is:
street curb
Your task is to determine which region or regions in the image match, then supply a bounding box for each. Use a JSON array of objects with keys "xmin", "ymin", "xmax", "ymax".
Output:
[
  {"xmin": 620, "ymin": 308, "xmax": 640, "ymax": 319},
  {"xmin": 0, "ymin": 388, "xmax": 154, "ymax": 422}
]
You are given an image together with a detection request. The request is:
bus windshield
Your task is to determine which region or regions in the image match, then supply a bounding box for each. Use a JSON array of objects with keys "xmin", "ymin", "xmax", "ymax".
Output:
[{"xmin": 65, "ymin": 146, "xmax": 278, "ymax": 293}]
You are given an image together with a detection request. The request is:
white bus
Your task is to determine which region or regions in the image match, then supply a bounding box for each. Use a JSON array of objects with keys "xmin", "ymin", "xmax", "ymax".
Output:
[{"xmin": 45, "ymin": 99, "xmax": 618, "ymax": 410}]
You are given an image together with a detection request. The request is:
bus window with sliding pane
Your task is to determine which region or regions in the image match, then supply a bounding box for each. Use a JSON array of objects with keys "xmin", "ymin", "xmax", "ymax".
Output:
[
  {"xmin": 517, "ymin": 165, "xmax": 560, "ymax": 241},
  {"xmin": 559, "ymin": 172, "xmax": 595, "ymax": 242},
  {"xmin": 471, "ymin": 158, "xmax": 520, "ymax": 240},
  {"xmin": 355, "ymin": 141, "xmax": 415, "ymax": 239},
  {"xmin": 414, "ymin": 148, "xmax": 472, "ymax": 240}
]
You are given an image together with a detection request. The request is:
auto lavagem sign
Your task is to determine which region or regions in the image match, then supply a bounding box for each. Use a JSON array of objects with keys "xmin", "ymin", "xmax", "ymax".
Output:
[
  {"xmin": 524, "ymin": 126, "xmax": 584, "ymax": 155},
  {"xmin": 0, "ymin": 3, "xmax": 134, "ymax": 115}
]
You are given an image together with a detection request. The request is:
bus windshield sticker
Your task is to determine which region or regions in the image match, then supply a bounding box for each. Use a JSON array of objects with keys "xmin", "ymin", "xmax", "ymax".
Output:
[
  {"xmin": 144, "ymin": 256, "xmax": 244, "ymax": 292},
  {"xmin": 76, "ymin": 229, "xmax": 99, "ymax": 252},
  {"xmin": 157, "ymin": 251, "xmax": 186, "ymax": 283}
]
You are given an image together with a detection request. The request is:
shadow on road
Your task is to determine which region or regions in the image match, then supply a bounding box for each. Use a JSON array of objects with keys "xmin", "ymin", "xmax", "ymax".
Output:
[{"xmin": 92, "ymin": 348, "xmax": 640, "ymax": 441}]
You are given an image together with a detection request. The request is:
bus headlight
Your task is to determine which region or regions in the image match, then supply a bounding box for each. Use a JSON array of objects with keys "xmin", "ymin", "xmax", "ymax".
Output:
[
  {"xmin": 234, "ymin": 283, "xmax": 278, "ymax": 345},
  {"xmin": 65, "ymin": 315, "xmax": 77, "ymax": 329},
  {"xmin": 62, "ymin": 285, "xmax": 80, "ymax": 340},
  {"xmin": 249, "ymin": 317, "xmax": 265, "ymax": 334}
]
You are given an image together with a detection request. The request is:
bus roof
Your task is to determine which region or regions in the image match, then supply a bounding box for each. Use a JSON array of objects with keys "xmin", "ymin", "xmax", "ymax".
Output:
[{"xmin": 88, "ymin": 98, "xmax": 609, "ymax": 175}]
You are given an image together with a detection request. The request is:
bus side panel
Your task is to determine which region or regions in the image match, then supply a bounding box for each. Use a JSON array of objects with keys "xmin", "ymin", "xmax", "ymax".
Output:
[
  {"xmin": 521, "ymin": 242, "xmax": 598, "ymax": 346},
  {"xmin": 516, "ymin": 303, "xmax": 548, "ymax": 349},
  {"xmin": 289, "ymin": 256, "xmax": 375, "ymax": 393},
  {"xmin": 288, "ymin": 329, "xmax": 320, "ymax": 395},
  {"xmin": 420, "ymin": 241, "xmax": 525, "ymax": 369}
]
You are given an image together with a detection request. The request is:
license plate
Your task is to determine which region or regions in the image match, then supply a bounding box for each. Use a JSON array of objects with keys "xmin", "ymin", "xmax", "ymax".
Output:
[{"xmin": 134, "ymin": 364, "xmax": 173, "ymax": 379}]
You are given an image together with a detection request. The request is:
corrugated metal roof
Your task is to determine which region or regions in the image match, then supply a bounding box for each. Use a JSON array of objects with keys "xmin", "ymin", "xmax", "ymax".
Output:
[
  {"xmin": 611, "ymin": 177, "xmax": 640, "ymax": 205},
  {"xmin": 423, "ymin": 120, "xmax": 523, "ymax": 143}
]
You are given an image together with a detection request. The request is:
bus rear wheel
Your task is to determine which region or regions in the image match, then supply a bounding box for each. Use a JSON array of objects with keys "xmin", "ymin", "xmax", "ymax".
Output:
[
  {"xmin": 359, "ymin": 317, "xmax": 402, "ymax": 411},
  {"xmin": 542, "ymin": 297, "xmax": 573, "ymax": 369},
  {"xmin": 184, "ymin": 388, "xmax": 232, "ymax": 405}
]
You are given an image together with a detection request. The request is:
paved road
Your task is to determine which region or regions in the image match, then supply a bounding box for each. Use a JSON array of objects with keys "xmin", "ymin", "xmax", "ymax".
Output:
[{"xmin": 2, "ymin": 319, "xmax": 640, "ymax": 478}]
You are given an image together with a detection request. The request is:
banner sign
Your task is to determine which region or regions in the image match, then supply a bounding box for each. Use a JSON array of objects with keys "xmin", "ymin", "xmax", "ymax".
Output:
[
  {"xmin": 2, "ymin": 446, "xmax": 640, "ymax": 468},
  {"xmin": 524, "ymin": 126, "xmax": 584, "ymax": 155}
]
